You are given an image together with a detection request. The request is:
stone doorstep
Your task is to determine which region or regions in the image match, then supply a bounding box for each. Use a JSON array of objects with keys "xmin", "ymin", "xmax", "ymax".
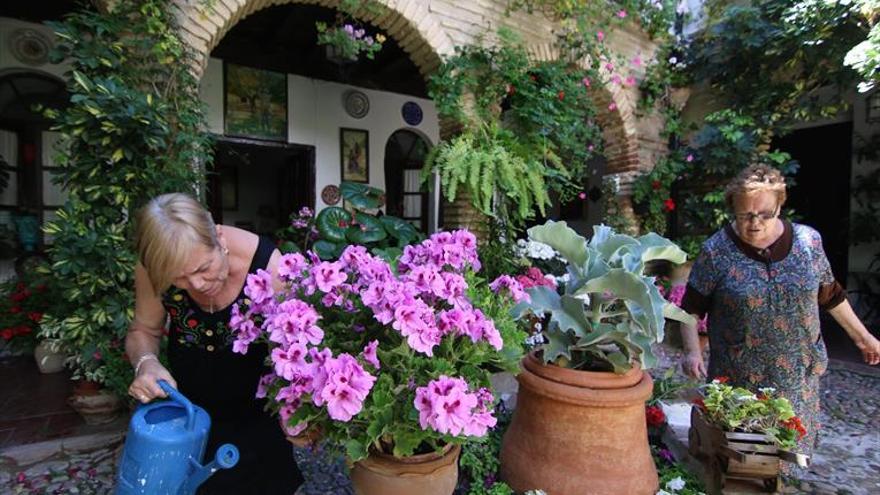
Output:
[{"xmin": 0, "ymin": 416, "xmax": 127, "ymax": 470}]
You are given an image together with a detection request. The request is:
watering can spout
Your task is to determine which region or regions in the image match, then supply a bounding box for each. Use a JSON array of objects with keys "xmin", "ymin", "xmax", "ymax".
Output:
[{"xmin": 180, "ymin": 443, "xmax": 239, "ymax": 494}]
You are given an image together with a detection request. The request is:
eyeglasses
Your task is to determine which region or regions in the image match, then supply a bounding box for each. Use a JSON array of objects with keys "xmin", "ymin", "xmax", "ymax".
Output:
[{"xmin": 733, "ymin": 209, "xmax": 779, "ymax": 223}]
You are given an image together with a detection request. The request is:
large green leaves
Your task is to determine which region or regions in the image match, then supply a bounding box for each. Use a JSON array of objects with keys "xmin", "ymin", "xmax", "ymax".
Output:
[
  {"xmin": 526, "ymin": 220, "xmax": 589, "ymax": 269},
  {"xmin": 341, "ymin": 181, "xmax": 384, "ymax": 210},
  {"xmin": 515, "ymin": 220, "xmax": 693, "ymax": 373},
  {"xmin": 315, "ymin": 207, "xmax": 350, "ymax": 243},
  {"xmin": 345, "ymin": 213, "xmax": 386, "ymax": 244}
]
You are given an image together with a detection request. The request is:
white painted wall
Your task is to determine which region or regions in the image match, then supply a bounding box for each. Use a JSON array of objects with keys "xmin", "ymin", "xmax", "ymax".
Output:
[{"xmin": 198, "ymin": 57, "xmax": 441, "ymax": 230}]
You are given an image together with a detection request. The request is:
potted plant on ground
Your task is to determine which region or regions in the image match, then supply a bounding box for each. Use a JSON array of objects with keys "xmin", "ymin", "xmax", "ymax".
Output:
[
  {"xmin": 689, "ymin": 378, "xmax": 808, "ymax": 492},
  {"xmin": 500, "ymin": 220, "xmax": 696, "ymax": 495},
  {"xmin": 231, "ymin": 230, "xmax": 527, "ymax": 495},
  {"xmin": 0, "ymin": 269, "xmax": 63, "ymax": 372}
]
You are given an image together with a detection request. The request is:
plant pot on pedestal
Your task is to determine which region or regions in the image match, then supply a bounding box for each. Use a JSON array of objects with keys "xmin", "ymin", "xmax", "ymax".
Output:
[
  {"xmin": 68, "ymin": 380, "xmax": 121, "ymax": 425},
  {"xmin": 350, "ymin": 444, "xmax": 461, "ymax": 495},
  {"xmin": 500, "ymin": 352, "xmax": 658, "ymax": 495},
  {"xmin": 34, "ymin": 340, "xmax": 66, "ymax": 374}
]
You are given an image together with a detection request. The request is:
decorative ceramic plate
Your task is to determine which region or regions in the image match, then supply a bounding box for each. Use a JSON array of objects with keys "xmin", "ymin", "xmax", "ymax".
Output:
[
  {"xmin": 343, "ymin": 90, "xmax": 370, "ymax": 119},
  {"xmin": 9, "ymin": 29, "xmax": 51, "ymax": 66},
  {"xmin": 321, "ymin": 184, "xmax": 341, "ymax": 205},
  {"xmin": 401, "ymin": 101, "xmax": 423, "ymax": 126}
]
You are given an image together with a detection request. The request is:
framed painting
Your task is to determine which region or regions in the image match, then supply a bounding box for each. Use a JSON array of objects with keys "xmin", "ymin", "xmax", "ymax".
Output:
[
  {"xmin": 224, "ymin": 62, "xmax": 287, "ymax": 141},
  {"xmin": 340, "ymin": 128, "xmax": 369, "ymax": 183}
]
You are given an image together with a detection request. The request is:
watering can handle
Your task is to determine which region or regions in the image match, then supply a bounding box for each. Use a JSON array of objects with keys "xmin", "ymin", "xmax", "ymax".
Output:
[{"xmin": 158, "ymin": 379, "xmax": 196, "ymax": 431}]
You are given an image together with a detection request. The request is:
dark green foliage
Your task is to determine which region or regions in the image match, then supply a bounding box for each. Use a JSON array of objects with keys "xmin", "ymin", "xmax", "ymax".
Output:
[
  {"xmin": 38, "ymin": 0, "xmax": 209, "ymax": 397},
  {"xmin": 277, "ymin": 182, "xmax": 423, "ymax": 260}
]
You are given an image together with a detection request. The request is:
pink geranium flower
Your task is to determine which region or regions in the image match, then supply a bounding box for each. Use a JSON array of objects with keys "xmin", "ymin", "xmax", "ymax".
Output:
[
  {"xmin": 319, "ymin": 354, "xmax": 376, "ymax": 422},
  {"xmin": 362, "ymin": 340, "xmax": 380, "ymax": 369},
  {"xmin": 244, "ymin": 269, "xmax": 274, "ymax": 305}
]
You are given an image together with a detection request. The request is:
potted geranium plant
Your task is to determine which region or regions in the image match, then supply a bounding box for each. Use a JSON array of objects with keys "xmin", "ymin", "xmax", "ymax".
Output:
[
  {"xmin": 500, "ymin": 220, "xmax": 696, "ymax": 495},
  {"xmin": 231, "ymin": 230, "xmax": 526, "ymax": 495},
  {"xmin": 689, "ymin": 378, "xmax": 808, "ymax": 492}
]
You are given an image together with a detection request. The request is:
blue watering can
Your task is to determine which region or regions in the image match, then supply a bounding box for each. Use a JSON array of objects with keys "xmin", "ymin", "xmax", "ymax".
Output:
[{"xmin": 115, "ymin": 380, "xmax": 239, "ymax": 494}]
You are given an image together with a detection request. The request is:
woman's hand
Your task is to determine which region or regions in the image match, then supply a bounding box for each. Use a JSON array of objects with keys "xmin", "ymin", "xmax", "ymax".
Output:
[
  {"xmin": 682, "ymin": 351, "xmax": 707, "ymax": 379},
  {"xmin": 855, "ymin": 333, "xmax": 880, "ymax": 365},
  {"xmin": 128, "ymin": 358, "xmax": 177, "ymax": 403}
]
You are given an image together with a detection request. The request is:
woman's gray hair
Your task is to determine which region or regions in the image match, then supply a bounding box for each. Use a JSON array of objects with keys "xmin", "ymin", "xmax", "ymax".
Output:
[
  {"xmin": 135, "ymin": 193, "xmax": 218, "ymax": 294},
  {"xmin": 724, "ymin": 164, "xmax": 787, "ymax": 209}
]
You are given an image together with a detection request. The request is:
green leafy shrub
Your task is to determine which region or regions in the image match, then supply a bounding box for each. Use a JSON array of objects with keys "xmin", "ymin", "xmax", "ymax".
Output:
[
  {"xmin": 277, "ymin": 182, "xmax": 423, "ymax": 261},
  {"xmin": 39, "ymin": 0, "xmax": 208, "ymax": 397}
]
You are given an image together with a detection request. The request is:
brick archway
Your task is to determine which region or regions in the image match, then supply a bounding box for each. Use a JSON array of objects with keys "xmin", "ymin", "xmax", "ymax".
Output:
[{"xmin": 172, "ymin": 0, "xmax": 456, "ymax": 81}]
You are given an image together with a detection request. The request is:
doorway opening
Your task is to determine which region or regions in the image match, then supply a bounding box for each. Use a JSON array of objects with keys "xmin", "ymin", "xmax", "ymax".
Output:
[
  {"xmin": 208, "ymin": 137, "xmax": 315, "ymax": 237},
  {"xmin": 384, "ymin": 130, "xmax": 430, "ymax": 232}
]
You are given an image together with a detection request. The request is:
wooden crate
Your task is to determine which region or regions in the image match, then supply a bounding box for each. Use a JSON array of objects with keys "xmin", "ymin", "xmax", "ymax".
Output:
[{"xmin": 688, "ymin": 407, "xmax": 808, "ymax": 494}]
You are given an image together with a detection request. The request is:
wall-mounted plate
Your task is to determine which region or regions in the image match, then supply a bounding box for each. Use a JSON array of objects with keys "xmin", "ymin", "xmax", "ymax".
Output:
[
  {"xmin": 343, "ymin": 90, "xmax": 370, "ymax": 119},
  {"xmin": 401, "ymin": 101, "xmax": 423, "ymax": 126},
  {"xmin": 9, "ymin": 29, "xmax": 52, "ymax": 66}
]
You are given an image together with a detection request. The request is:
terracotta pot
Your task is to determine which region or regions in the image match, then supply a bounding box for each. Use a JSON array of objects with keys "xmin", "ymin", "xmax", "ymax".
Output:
[
  {"xmin": 350, "ymin": 444, "xmax": 461, "ymax": 495},
  {"xmin": 500, "ymin": 352, "xmax": 658, "ymax": 495},
  {"xmin": 34, "ymin": 340, "xmax": 65, "ymax": 374},
  {"xmin": 68, "ymin": 380, "xmax": 121, "ymax": 425}
]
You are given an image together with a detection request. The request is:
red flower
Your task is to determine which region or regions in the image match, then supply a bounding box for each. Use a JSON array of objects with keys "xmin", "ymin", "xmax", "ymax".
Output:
[
  {"xmin": 27, "ymin": 312, "xmax": 42, "ymax": 322},
  {"xmin": 645, "ymin": 405, "xmax": 666, "ymax": 428},
  {"xmin": 691, "ymin": 397, "xmax": 707, "ymax": 412},
  {"xmin": 11, "ymin": 291, "xmax": 27, "ymax": 302},
  {"xmin": 1, "ymin": 328, "xmax": 13, "ymax": 340},
  {"xmin": 93, "ymin": 351, "xmax": 102, "ymax": 361},
  {"xmin": 529, "ymin": 74, "xmax": 537, "ymax": 81},
  {"xmin": 663, "ymin": 198, "xmax": 676, "ymax": 212},
  {"xmin": 10, "ymin": 305, "xmax": 21, "ymax": 314},
  {"xmin": 338, "ymin": 220, "xmax": 349, "ymax": 228},
  {"xmin": 506, "ymin": 84, "xmax": 515, "ymax": 95},
  {"xmin": 714, "ymin": 376, "xmax": 729, "ymax": 384},
  {"xmin": 783, "ymin": 416, "xmax": 807, "ymax": 440},
  {"xmin": 557, "ymin": 90, "xmax": 565, "ymax": 101},
  {"xmin": 651, "ymin": 180, "xmax": 661, "ymax": 190},
  {"xmin": 187, "ymin": 318, "xmax": 198, "ymax": 328}
]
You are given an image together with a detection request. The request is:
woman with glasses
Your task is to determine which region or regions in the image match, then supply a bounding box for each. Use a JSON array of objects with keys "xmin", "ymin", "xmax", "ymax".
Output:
[{"xmin": 679, "ymin": 164, "xmax": 879, "ymax": 465}]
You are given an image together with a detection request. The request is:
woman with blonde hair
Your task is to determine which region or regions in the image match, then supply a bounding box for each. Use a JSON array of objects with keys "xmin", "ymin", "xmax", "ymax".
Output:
[
  {"xmin": 125, "ymin": 193, "xmax": 302, "ymax": 494},
  {"xmin": 679, "ymin": 164, "xmax": 879, "ymax": 465}
]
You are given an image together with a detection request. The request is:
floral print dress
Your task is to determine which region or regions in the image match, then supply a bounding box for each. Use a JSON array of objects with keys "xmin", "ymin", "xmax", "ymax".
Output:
[
  {"xmin": 682, "ymin": 221, "xmax": 845, "ymax": 461},
  {"xmin": 162, "ymin": 236, "xmax": 302, "ymax": 494}
]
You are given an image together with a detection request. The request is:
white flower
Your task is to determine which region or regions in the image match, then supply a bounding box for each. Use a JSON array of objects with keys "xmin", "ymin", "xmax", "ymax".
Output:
[
  {"xmin": 668, "ymin": 56, "xmax": 678, "ymax": 65},
  {"xmin": 657, "ymin": 490, "xmax": 674, "ymax": 495},
  {"xmin": 666, "ymin": 476, "xmax": 686, "ymax": 491}
]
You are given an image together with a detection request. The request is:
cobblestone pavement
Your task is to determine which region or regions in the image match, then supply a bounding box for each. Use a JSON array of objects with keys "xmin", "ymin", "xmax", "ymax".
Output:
[
  {"xmin": 1, "ymin": 349, "xmax": 877, "ymax": 494},
  {"xmin": 654, "ymin": 345, "xmax": 880, "ymax": 495}
]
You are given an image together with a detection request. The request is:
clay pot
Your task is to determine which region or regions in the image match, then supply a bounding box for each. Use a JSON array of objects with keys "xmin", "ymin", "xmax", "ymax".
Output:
[
  {"xmin": 500, "ymin": 352, "xmax": 658, "ymax": 495},
  {"xmin": 68, "ymin": 380, "xmax": 121, "ymax": 425},
  {"xmin": 34, "ymin": 340, "xmax": 65, "ymax": 374},
  {"xmin": 350, "ymin": 444, "xmax": 461, "ymax": 495}
]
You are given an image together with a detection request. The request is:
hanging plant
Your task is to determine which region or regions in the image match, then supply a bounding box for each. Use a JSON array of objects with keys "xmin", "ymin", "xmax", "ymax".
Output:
[{"xmin": 316, "ymin": 0, "xmax": 386, "ymax": 62}]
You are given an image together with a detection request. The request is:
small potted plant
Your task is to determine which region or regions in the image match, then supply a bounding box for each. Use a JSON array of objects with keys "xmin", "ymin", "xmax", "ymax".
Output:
[
  {"xmin": 689, "ymin": 378, "xmax": 809, "ymax": 492},
  {"xmin": 231, "ymin": 230, "xmax": 526, "ymax": 495},
  {"xmin": 0, "ymin": 271, "xmax": 61, "ymax": 371},
  {"xmin": 500, "ymin": 220, "xmax": 696, "ymax": 495}
]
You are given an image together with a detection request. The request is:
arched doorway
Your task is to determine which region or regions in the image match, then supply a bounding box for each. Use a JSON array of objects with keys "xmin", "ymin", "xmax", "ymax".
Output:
[{"xmin": 384, "ymin": 129, "xmax": 430, "ymax": 231}]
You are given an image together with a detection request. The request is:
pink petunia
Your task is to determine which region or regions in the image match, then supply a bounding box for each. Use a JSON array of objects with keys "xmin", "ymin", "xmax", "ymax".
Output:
[
  {"xmin": 244, "ymin": 269, "xmax": 274, "ymax": 305},
  {"xmin": 311, "ymin": 261, "xmax": 347, "ymax": 293},
  {"xmin": 319, "ymin": 354, "xmax": 376, "ymax": 422},
  {"xmin": 361, "ymin": 340, "xmax": 380, "ymax": 369},
  {"xmin": 277, "ymin": 253, "xmax": 308, "ymax": 281}
]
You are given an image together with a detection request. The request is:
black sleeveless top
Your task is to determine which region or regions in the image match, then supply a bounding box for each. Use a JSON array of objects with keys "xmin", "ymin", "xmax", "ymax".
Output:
[{"xmin": 161, "ymin": 236, "xmax": 302, "ymax": 494}]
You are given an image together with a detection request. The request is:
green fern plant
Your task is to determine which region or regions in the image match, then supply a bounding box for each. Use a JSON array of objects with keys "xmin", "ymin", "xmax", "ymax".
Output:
[{"xmin": 423, "ymin": 123, "xmax": 558, "ymax": 227}]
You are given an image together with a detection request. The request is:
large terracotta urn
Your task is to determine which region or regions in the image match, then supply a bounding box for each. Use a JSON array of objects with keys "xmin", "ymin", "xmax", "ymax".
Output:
[
  {"xmin": 350, "ymin": 444, "xmax": 461, "ymax": 495},
  {"xmin": 500, "ymin": 352, "xmax": 658, "ymax": 495}
]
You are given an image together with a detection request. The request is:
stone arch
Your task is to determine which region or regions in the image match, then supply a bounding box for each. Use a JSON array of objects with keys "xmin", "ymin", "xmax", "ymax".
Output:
[
  {"xmin": 172, "ymin": 0, "xmax": 456, "ymax": 82},
  {"xmin": 526, "ymin": 42, "xmax": 640, "ymax": 177}
]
